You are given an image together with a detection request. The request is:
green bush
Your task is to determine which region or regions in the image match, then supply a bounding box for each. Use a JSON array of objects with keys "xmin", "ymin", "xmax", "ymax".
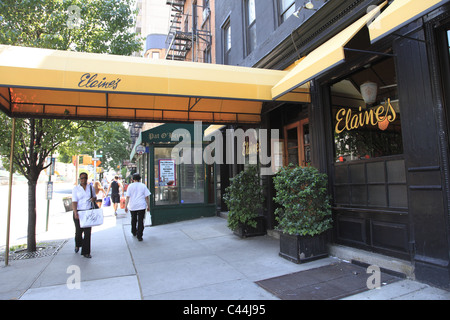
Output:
[
  {"xmin": 273, "ymin": 165, "xmax": 332, "ymax": 236},
  {"xmin": 224, "ymin": 165, "xmax": 264, "ymax": 231}
]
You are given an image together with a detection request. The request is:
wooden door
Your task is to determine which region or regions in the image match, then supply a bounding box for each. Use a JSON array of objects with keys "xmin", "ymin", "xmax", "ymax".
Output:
[{"xmin": 283, "ymin": 119, "xmax": 310, "ymax": 167}]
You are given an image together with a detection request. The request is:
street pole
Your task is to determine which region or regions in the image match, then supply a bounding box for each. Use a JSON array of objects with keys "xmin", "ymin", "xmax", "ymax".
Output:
[
  {"xmin": 5, "ymin": 118, "xmax": 16, "ymax": 267},
  {"xmin": 75, "ymin": 154, "xmax": 79, "ymax": 185},
  {"xmin": 94, "ymin": 150, "xmax": 97, "ymax": 182},
  {"xmin": 45, "ymin": 156, "xmax": 53, "ymax": 232}
]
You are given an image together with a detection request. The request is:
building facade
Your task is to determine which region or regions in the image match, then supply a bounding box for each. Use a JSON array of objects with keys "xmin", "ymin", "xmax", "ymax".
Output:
[
  {"xmin": 215, "ymin": 0, "xmax": 450, "ymax": 288},
  {"xmin": 166, "ymin": 0, "xmax": 216, "ymax": 63}
]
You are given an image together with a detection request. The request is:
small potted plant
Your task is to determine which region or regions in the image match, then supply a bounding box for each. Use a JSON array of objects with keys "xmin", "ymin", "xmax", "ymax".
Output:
[
  {"xmin": 273, "ymin": 165, "xmax": 332, "ymax": 263},
  {"xmin": 224, "ymin": 165, "xmax": 265, "ymax": 238}
]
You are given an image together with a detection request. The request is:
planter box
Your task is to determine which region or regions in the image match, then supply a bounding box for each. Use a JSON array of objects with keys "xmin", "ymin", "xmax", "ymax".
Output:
[
  {"xmin": 279, "ymin": 232, "xmax": 328, "ymax": 263},
  {"xmin": 234, "ymin": 216, "xmax": 266, "ymax": 238}
]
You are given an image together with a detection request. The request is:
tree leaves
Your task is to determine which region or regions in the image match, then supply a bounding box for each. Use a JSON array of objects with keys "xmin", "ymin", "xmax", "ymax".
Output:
[{"xmin": 0, "ymin": 0, "xmax": 143, "ymax": 54}]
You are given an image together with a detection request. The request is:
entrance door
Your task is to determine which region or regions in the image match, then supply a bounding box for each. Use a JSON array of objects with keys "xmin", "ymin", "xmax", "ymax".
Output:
[{"xmin": 283, "ymin": 119, "xmax": 310, "ymax": 167}]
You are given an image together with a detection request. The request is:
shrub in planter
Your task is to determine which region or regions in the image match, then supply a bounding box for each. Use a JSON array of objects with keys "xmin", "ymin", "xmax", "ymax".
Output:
[
  {"xmin": 273, "ymin": 165, "xmax": 332, "ymax": 262},
  {"xmin": 223, "ymin": 165, "xmax": 265, "ymax": 237}
]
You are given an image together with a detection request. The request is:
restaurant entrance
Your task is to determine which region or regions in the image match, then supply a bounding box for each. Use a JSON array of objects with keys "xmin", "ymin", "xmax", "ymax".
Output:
[{"xmin": 326, "ymin": 56, "xmax": 411, "ymax": 260}]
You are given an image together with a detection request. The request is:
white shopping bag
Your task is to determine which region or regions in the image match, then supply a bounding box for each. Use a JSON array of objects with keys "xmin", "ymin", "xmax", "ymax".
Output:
[
  {"xmin": 144, "ymin": 210, "xmax": 152, "ymax": 227},
  {"xmin": 79, "ymin": 208, "xmax": 104, "ymax": 228}
]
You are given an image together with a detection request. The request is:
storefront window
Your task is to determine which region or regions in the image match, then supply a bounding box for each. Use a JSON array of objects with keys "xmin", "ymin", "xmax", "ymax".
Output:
[
  {"xmin": 154, "ymin": 147, "xmax": 178, "ymax": 206},
  {"xmin": 179, "ymin": 162, "xmax": 205, "ymax": 204},
  {"xmin": 331, "ymin": 57, "xmax": 403, "ymax": 162},
  {"xmin": 330, "ymin": 57, "xmax": 407, "ymax": 210},
  {"xmin": 154, "ymin": 146, "xmax": 205, "ymax": 206}
]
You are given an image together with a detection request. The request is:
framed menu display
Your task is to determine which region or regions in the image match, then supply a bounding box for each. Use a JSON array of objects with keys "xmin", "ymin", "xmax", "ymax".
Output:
[{"xmin": 158, "ymin": 159, "xmax": 176, "ymax": 186}]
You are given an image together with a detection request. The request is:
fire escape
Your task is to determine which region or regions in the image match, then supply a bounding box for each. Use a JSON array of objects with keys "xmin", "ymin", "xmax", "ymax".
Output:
[
  {"xmin": 129, "ymin": 122, "xmax": 144, "ymax": 150},
  {"xmin": 165, "ymin": 0, "xmax": 212, "ymax": 62}
]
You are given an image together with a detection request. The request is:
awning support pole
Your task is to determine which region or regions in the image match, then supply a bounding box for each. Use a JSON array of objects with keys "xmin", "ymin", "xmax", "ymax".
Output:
[
  {"xmin": 343, "ymin": 48, "xmax": 396, "ymax": 57},
  {"xmin": 5, "ymin": 117, "xmax": 16, "ymax": 266}
]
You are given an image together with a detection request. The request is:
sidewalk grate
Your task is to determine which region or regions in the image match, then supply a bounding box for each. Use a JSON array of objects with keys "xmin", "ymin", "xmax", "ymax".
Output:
[{"xmin": 0, "ymin": 240, "xmax": 68, "ymax": 261}]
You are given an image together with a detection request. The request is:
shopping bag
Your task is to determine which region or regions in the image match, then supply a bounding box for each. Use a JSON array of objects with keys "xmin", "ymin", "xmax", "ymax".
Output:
[
  {"xmin": 120, "ymin": 196, "xmax": 126, "ymax": 209},
  {"xmin": 144, "ymin": 210, "xmax": 152, "ymax": 227},
  {"xmin": 103, "ymin": 196, "xmax": 111, "ymax": 207},
  {"xmin": 79, "ymin": 208, "xmax": 104, "ymax": 228}
]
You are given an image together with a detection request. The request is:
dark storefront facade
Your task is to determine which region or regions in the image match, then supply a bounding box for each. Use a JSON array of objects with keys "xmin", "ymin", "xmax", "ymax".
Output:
[{"xmin": 215, "ymin": 0, "xmax": 450, "ymax": 287}]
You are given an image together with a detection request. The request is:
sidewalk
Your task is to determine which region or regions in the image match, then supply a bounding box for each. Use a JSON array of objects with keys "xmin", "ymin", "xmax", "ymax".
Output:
[{"xmin": 1, "ymin": 208, "xmax": 449, "ymax": 300}]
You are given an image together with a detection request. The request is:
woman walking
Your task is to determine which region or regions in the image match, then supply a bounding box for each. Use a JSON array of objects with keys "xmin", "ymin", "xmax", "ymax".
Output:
[
  {"xmin": 94, "ymin": 181, "xmax": 106, "ymax": 208},
  {"xmin": 72, "ymin": 172, "xmax": 96, "ymax": 258}
]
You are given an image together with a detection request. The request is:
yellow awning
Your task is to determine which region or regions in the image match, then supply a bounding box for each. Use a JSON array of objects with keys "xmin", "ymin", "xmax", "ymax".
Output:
[
  {"xmin": 272, "ymin": 2, "xmax": 387, "ymax": 100},
  {"xmin": 369, "ymin": 0, "xmax": 450, "ymax": 43},
  {"xmin": 0, "ymin": 45, "xmax": 302, "ymax": 124}
]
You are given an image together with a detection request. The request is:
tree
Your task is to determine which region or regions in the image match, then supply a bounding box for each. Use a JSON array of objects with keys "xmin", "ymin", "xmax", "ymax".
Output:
[
  {"xmin": 0, "ymin": 117, "xmax": 99, "ymax": 251},
  {"xmin": 95, "ymin": 122, "xmax": 132, "ymax": 171},
  {"xmin": 0, "ymin": 0, "xmax": 142, "ymax": 252},
  {"xmin": 58, "ymin": 122, "xmax": 132, "ymax": 172}
]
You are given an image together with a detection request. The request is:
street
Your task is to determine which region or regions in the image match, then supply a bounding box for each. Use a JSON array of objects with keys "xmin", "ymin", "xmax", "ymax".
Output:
[{"xmin": 0, "ymin": 181, "xmax": 74, "ymax": 249}]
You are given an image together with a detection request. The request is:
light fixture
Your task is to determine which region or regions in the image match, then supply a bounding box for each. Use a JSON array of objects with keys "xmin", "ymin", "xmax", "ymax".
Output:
[
  {"xmin": 293, "ymin": 1, "xmax": 318, "ymax": 18},
  {"xmin": 305, "ymin": 1, "xmax": 315, "ymax": 10},
  {"xmin": 360, "ymin": 81, "xmax": 378, "ymax": 105}
]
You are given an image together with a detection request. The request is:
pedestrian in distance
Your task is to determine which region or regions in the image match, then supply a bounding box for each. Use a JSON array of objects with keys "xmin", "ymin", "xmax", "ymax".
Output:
[
  {"xmin": 94, "ymin": 181, "xmax": 106, "ymax": 208},
  {"xmin": 106, "ymin": 175, "xmax": 124, "ymax": 216},
  {"xmin": 72, "ymin": 172, "xmax": 96, "ymax": 258},
  {"xmin": 125, "ymin": 173, "xmax": 151, "ymax": 241}
]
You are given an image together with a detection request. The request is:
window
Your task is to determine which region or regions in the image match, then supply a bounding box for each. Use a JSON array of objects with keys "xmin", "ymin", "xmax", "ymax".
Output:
[
  {"xmin": 330, "ymin": 57, "xmax": 406, "ymax": 210},
  {"xmin": 151, "ymin": 52, "xmax": 160, "ymax": 59},
  {"xmin": 279, "ymin": 0, "xmax": 295, "ymax": 24},
  {"xmin": 447, "ymin": 29, "xmax": 450, "ymax": 57},
  {"xmin": 154, "ymin": 147, "xmax": 205, "ymax": 205},
  {"xmin": 193, "ymin": 0, "xmax": 197, "ymax": 32},
  {"xmin": 180, "ymin": 162, "xmax": 205, "ymax": 204},
  {"xmin": 204, "ymin": 46, "xmax": 211, "ymax": 63},
  {"xmin": 223, "ymin": 19, "xmax": 231, "ymax": 64},
  {"xmin": 283, "ymin": 119, "xmax": 310, "ymax": 167},
  {"xmin": 245, "ymin": 0, "xmax": 256, "ymax": 55},
  {"xmin": 154, "ymin": 148, "xmax": 178, "ymax": 206},
  {"xmin": 331, "ymin": 58, "xmax": 403, "ymax": 162}
]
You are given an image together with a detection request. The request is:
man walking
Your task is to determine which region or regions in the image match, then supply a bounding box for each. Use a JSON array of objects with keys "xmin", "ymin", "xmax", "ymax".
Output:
[
  {"xmin": 106, "ymin": 175, "xmax": 123, "ymax": 216},
  {"xmin": 125, "ymin": 173, "xmax": 151, "ymax": 241}
]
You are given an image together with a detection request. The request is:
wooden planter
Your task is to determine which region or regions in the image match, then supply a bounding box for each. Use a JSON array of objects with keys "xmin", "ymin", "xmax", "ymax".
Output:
[
  {"xmin": 279, "ymin": 232, "xmax": 328, "ymax": 263},
  {"xmin": 234, "ymin": 216, "xmax": 266, "ymax": 238}
]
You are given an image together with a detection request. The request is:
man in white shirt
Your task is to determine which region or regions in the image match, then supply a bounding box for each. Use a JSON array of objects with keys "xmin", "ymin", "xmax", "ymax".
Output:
[
  {"xmin": 125, "ymin": 173, "xmax": 151, "ymax": 241},
  {"xmin": 72, "ymin": 172, "xmax": 96, "ymax": 258}
]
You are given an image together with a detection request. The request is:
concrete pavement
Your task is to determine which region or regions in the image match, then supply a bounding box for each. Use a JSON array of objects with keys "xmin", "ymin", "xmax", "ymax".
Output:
[{"xmin": 1, "ymin": 205, "xmax": 450, "ymax": 301}]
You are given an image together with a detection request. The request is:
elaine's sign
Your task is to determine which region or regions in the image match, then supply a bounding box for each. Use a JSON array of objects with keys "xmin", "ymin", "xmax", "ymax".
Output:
[
  {"xmin": 78, "ymin": 73, "xmax": 122, "ymax": 90},
  {"xmin": 335, "ymin": 99, "xmax": 397, "ymax": 133}
]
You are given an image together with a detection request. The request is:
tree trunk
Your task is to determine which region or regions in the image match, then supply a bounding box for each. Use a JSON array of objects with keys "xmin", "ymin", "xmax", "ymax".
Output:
[{"xmin": 27, "ymin": 179, "xmax": 37, "ymax": 252}]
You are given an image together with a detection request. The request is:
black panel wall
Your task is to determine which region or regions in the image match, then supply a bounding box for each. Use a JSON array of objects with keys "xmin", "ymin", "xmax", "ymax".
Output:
[{"xmin": 394, "ymin": 26, "xmax": 450, "ymax": 286}]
